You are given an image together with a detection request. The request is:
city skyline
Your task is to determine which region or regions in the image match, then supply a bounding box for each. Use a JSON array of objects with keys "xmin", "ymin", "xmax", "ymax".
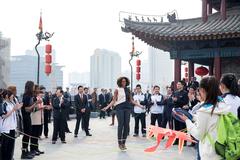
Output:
[{"xmin": 0, "ymin": 0, "xmax": 202, "ymax": 84}]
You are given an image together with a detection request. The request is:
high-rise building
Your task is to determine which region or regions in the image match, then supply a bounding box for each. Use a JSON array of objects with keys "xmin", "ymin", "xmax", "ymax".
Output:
[
  {"xmin": 148, "ymin": 47, "xmax": 174, "ymax": 94},
  {"xmin": 10, "ymin": 48, "xmax": 63, "ymax": 95},
  {"xmin": 0, "ymin": 35, "xmax": 10, "ymax": 88},
  {"xmin": 68, "ymin": 72, "xmax": 90, "ymax": 87},
  {"xmin": 90, "ymin": 49, "xmax": 121, "ymax": 89}
]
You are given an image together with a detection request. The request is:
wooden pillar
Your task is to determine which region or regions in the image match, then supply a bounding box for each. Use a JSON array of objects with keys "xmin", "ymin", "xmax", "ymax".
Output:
[
  {"xmin": 221, "ymin": 0, "xmax": 226, "ymax": 20},
  {"xmin": 209, "ymin": 65, "xmax": 213, "ymax": 75},
  {"xmin": 174, "ymin": 59, "xmax": 181, "ymax": 89},
  {"xmin": 214, "ymin": 56, "xmax": 221, "ymax": 80},
  {"xmin": 202, "ymin": 0, "xmax": 208, "ymax": 22},
  {"xmin": 188, "ymin": 61, "xmax": 194, "ymax": 79},
  {"xmin": 207, "ymin": 2, "xmax": 213, "ymax": 15}
]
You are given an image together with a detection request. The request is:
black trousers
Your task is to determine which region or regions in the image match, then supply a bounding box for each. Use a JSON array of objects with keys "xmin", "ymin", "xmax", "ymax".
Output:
[
  {"xmin": 43, "ymin": 109, "xmax": 49, "ymax": 137},
  {"xmin": 75, "ymin": 112, "xmax": 89, "ymax": 135},
  {"xmin": 116, "ymin": 109, "xmax": 131, "ymax": 145},
  {"xmin": 99, "ymin": 110, "xmax": 106, "ymax": 118},
  {"xmin": 30, "ymin": 125, "xmax": 42, "ymax": 151},
  {"xmin": 82, "ymin": 111, "xmax": 90, "ymax": 130},
  {"xmin": 134, "ymin": 113, "xmax": 146, "ymax": 135},
  {"xmin": 22, "ymin": 115, "xmax": 32, "ymax": 149},
  {"xmin": 174, "ymin": 118, "xmax": 186, "ymax": 131},
  {"xmin": 150, "ymin": 113, "xmax": 163, "ymax": 127},
  {"xmin": 52, "ymin": 112, "xmax": 66, "ymax": 141},
  {"xmin": 1, "ymin": 130, "xmax": 15, "ymax": 160},
  {"xmin": 162, "ymin": 113, "xmax": 173, "ymax": 129}
]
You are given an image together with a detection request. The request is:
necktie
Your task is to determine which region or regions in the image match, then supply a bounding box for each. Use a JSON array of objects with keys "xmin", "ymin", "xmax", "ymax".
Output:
[{"xmin": 103, "ymin": 94, "xmax": 106, "ymax": 103}]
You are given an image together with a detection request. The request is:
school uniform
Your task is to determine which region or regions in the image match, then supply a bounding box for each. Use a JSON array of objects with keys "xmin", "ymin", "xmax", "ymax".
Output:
[
  {"xmin": 133, "ymin": 93, "xmax": 146, "ymax": 136},
  {"xmin": 150, "ymin": 94, "xmax": 164, "ymax": 127},
  {"xmin": 0, "ymin": 101, "xmax": 17, "ymax": 160},
  {"xmin": 222, "ymin": 93, "xmax": 240, "ymax": 117}
]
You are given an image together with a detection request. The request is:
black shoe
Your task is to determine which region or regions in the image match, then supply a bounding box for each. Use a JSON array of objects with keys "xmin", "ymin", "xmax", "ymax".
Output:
[
  {"xmin": 31, "ymin": 150, "xmax": 40, "ymax": 156},
  {"xmin": 133, "ymin": 134, "xmax": 139, "ymax": 137},
  {"xmin": 52, "ymin": 141, "xmax": 56, "ymax": 144},
  {"xmin": 86, "ymin": 133, "xmax": 92, "ymax": 136},
  {"xmin": 21, "ymin": 150, "xmax": 34, "ymax": 159},
  {"xmin": 66, "ymin": 131, "xmax": 72, "ymax": 133},
  {"xmin": 36, "ymin": 149, "xmax": 45, "ymax": 154},
  {"xmin": 74, "ymin": 134, "xmax": 78, "ymax": 138},
  {"xmin": 61, "ymin": 141, "xmax": 67, "ymax": 144}
]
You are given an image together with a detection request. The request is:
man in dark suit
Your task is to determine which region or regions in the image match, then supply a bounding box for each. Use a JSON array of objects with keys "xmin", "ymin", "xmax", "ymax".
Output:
[
  {"xmin": 74, "ymin": 86, "xmax": 92, "ymax": 137},
  {"xmin": 52, "ymin": 89, "xmax": 69, "ymax": 144},
  {"xmin": 98, "ymin": 89, "xmax": 109, "ymax": 119},
  {"xmin": 81, "ymin": 87, "xmax": 92, "ymax": 131},
  {"xmin": 172, "ymin": 81, "xmax": 189, "ymax": 145}
]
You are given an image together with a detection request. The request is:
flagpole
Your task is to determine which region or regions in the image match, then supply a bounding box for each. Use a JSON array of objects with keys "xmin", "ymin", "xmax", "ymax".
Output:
[{"xmin": 35, "ymin": 11, "xmax": 54, "ymax": 85}]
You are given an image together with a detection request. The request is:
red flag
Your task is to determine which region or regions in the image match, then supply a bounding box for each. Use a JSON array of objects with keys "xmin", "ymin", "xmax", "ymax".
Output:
[{"xmin": 39, "ymin": 13, "xmax": 43, "ymax": 31}]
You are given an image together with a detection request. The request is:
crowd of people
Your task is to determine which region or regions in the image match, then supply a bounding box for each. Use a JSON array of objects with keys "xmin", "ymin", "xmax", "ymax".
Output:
[{"xmin": 0, "ymin": 73, "xmax": 240, "ymax": 160}]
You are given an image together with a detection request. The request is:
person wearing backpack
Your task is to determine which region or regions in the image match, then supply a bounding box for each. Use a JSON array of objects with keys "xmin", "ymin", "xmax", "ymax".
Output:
[
  {"xmin": 219, "ymin": 73, "xmax": 240, "ymax": 117},
  {"xmin": 176, "ymin": 76, "xmax": 230, "ymax": 160}
]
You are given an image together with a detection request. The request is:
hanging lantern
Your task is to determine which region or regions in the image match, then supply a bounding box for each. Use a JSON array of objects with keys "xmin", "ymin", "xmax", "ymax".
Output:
[
  {"xmin": 136, "ymin": 73, "xmax": 141, "ymax": 81},
  {"xmin": 184, "ymin": 67, "xmax": 188, "ymax": 73},
  {"xmin": 45, "ymin": 54, "xmax": 52, "ymax": 64},
  {"xmin": 136, "ymin": 66, "xmax": 141, "ymax": 73},
  {"xmin": 136, "ymin": 59, "xmax": 141, "ymax": 66},
  {"xmin": 185, "ymin": 72, "xmax": 188, "ymax": 78},
  {"xmin": 45, "ymin": 44, "xmax": 52, "ymax": 54},
  {"xmin": 45, "ymin": 64, "xmax": 52, "ymax": 76},
  {"xmin": 195, "ymin": 66, "xmax": 209, "ymax": 77}
]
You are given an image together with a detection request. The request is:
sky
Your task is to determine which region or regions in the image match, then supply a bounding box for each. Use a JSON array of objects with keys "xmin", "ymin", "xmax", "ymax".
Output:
[{"xmin": 0, "ymin": 0, "xmax": 202, "ymax": 84}]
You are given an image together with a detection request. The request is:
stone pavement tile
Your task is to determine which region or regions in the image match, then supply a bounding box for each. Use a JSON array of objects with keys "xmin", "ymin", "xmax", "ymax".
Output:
[{"xmin": 13, "ymin": 115, "xmax": 196, "ymax": 160}]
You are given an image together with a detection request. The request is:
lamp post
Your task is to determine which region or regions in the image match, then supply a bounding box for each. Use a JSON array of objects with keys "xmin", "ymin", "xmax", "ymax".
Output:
[
  {"xmin": 129, "ymin": 36, "xmax": 142, "ymax": 91},
  {"xmin": 35, "ymin": 12, "xmax": 54, "ymax": 84}
]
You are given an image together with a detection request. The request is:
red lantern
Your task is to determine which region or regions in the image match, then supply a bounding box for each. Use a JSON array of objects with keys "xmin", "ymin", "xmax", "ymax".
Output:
[
  {"xmin": 45, "ymin": 64, "xmax": 52, "ymax": 76},
  {"xmin": 136, "ymin": 73, "xmax": 141, "ymax": 81},
  {"xmin": 45, "ymin": 55, "xmax": 52, "ymax": 64},
  {"xmin": 136, "ymin": 66, "xmax": 141, "ymax": 73},
  {"xmin": 185, "ymin": 72, "xmax": 188, "ymax": 78},
  {"xmin": 136, "ymin": 59, "xmax": 141, "ymax": 66},
  {"xmin": 45, "ymin": 44, "xmax": 52, "ymax": 54},
  {"xmin": 195, "ymin": 66, "xmax": 209, "ymax": 77},
  {"xmin": 184, "ymin": 67, "xmax": 188, "ymax": 73}
]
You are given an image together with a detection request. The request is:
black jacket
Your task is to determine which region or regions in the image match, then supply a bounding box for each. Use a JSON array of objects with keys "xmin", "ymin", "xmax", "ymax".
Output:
[
  {"xmin": 74, "ymin": 94, "xmax": 88, "ymax": 113},
  {"xmin": 173, "ymin": 90, "xmax": 189, "ymax": 108},
  {"xmin": 99, "ymin": 94, "xmax": 109, "ymax": 108},
  {"xmin": 52, "ymin": 96, "xmax": 69, "ymax": 118}
]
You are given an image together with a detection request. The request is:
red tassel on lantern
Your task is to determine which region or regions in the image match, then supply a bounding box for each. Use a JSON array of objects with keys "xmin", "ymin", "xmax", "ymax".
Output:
[
  {"xmin": 45, "ymin": 64, "xmax": 52, "ymax": 76},
  {"xmin": 45, "ymin": 55, "xmax": 52, "ymax": 64},
  {"xmin": 185, "ymin": 72, "xmax": 188, "ymax": 78},
  {"xmin": 45, "ymin": 44, "xmax": 52, "ymax": 54}
]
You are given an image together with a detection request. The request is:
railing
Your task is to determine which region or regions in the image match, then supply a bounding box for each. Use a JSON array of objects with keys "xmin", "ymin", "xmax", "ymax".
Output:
[{"xmin": 119, "ymin": 10, "xmax": 179, "ymax": 23}]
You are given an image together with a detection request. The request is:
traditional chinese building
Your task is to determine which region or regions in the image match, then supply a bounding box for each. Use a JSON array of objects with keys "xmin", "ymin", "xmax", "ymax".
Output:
[{"xmin": 122, "ymin": 0, "xmax": 240, "ymax": 84}]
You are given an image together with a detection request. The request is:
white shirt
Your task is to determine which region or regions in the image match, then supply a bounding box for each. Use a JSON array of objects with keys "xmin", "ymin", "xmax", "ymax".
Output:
[
  {"xmin": 223, "ymin": 94, "xmax": 240, "ymax": 117},
  {"xmin": 150, "ymin": 94, "xmax": 164, "ymax": 114},
  {"xmin": 133, "ymin": 93, "xmax": 145, "ymax": 113},
  {"xmin": 0, "ymin": 101, "xmax": 17, "ymax": 133},
  {"xmin": 114, "ymin": 88, "xmax": 126, "ymax": 106}
]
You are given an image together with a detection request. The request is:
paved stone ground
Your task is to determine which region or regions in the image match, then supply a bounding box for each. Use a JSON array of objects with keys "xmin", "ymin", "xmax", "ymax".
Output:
[{"xmin": 14, "ymin": 115, "xmax": 196, "ymax": 160}]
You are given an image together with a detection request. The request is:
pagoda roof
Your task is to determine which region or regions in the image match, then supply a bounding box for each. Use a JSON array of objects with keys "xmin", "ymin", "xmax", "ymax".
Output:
[{"xmin": 122, "ymin": 6, "xmax": 240, "ymax": 44}]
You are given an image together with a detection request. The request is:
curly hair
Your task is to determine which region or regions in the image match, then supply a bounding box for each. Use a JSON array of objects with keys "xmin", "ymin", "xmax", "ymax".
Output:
[{"xmin": 117, "ymin": 77, "xmax": 130, "ymax": 88}]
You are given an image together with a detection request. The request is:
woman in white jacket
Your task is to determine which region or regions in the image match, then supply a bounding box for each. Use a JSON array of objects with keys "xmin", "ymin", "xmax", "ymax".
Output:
[
  {"xmin": 219, "ymin": 73, "xmax": 240, "ymax": 117},
  {"xmin": 176, "ymin": 76, "xmax": 230, "ymax": 160}
]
